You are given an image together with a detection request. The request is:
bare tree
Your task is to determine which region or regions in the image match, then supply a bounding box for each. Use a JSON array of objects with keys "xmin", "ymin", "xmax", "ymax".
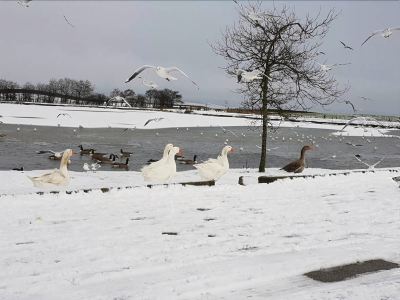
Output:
[{"xmin": 212, "ymin": 2, "xmax": 346, "ymax": 172}]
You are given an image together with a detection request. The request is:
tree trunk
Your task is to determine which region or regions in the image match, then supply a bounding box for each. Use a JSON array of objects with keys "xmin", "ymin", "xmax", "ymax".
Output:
[
  {"xmin": 258, "ymin": 81, "xmax": 269, "ymax": 172},
  {"xmin": 258, "ymin": 104, "xmax": 268, "ymax": 172}
]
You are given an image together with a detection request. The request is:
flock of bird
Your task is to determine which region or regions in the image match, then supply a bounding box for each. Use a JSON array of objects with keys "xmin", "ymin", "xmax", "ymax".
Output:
[
  {"xmin": 23, "ymin": 114, "xmax": 392, "ymax": 188},
  {"xmin": 28, "ymin": 144, "xmax": 234, "ymax": 187}
]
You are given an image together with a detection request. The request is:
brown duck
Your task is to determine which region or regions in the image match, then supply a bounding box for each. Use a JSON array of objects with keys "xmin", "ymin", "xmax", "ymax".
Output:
[{"xmin": 281, "ymin": 145, "xmax": 314, "ymax": 173}]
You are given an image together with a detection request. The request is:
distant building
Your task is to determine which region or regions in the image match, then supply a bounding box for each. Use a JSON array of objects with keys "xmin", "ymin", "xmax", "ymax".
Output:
[{"xmin": 106, "ymin": 96, "xmax": 132, "ymax": 108}]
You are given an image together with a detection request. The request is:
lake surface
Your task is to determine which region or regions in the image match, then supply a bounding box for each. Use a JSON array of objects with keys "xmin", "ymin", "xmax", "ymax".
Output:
[{"xmin": 0, "ymin": 124, "xmax": 399, "ymax": 172}]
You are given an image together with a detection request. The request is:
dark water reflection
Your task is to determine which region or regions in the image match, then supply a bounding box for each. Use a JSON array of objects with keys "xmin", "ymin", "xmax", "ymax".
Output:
[{"xmin": 0, "ymin": 124, "xmax": 399, "ymax": 172}]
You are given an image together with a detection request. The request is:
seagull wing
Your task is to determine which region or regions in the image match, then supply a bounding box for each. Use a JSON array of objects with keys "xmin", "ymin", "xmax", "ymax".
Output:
[
  {"xmin": 340, "ymin": 41, "xmax": 346, "ymax": 47},
  {"xmin": 125, "ymin": 65, "xmax": 156, "ymax": 83},
  {"xmin": 361, "ymin": 30, "xmax": 382, "ymax": 46},
  {"xmin": 354, "ymin": 155, "xmax": 371, "ymax": 168},
  {"xmin": 63, "ymin": 15, "xmax": 74, "ymax": 28},
  {"xmin": 165, "ymin": 67, "xmax": 199, "ymax": 89},
  {"xmin": 144, "ymin": 119, "xmax": 154, "ymax": 126},
  {"xmin": 349, "ymin": 102, "xmax": 356, "ymax": 112},
  {"xmin": 37, "ymin": 150, "xmax": 55, "ymax": 155},
  {"xmin": 341, "ymin": 117, "xmax": 363, "ymax": 131}
]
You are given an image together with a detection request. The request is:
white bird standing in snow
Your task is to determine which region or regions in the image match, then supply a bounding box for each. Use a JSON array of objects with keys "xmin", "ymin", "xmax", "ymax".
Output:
[
  {"xmin": 28, "ymin": 149, "xmax": 75, "ymax": 187},
  {"xmin": 194, "ymin": 145, "xmax": 234, "ymax": 181},
  {"xmin": 83, "ymin": 163, "xmax": 90, "ymax": 171},
  {"xmin": 361, "ymin": 27, "xmax": 400, "ymax": 46},
  {"xmin": 236, "ymin": 69, "xmax": 271, "ymax": 83},
  {"xmin": 141, "ymin": 145, "xmax": 181, "ymax": 182},
  {"xmin": 125, "ymin": 65, "xmax": 199, "ymax": 89}
]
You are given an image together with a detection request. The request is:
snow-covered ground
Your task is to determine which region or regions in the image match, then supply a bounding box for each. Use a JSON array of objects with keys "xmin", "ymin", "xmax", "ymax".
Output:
[
  {"xmin": 1, "ymin": 168, "xmax": 399, "ymax": 299},
  {"xmin": 1, "ymin": 103, "xmax": 400, "ymax": 299},
  {"xmin": 1, "ymin": 103, "xmax": 399, "ymax": 137}
]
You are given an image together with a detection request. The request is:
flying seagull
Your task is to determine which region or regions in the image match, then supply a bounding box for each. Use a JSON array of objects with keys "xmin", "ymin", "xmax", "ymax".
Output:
[
  {"xmin": 63, "ymin": 15, "xmax": 75, "ymax": 28},
  {"xmin": 360, "ymin": 96, "xmax": 373, "ymax": 101},
  {"xmin": 57, "ymin": 113, "xmax": 71, "ymax": 118},
  {"xmin": 144, "ymin": 117, "xmax": 164, "ymax": 127},
  {"xmin": 138, "ymin": 76, "xmax": 158, "ymax": 89},
  {"xmin": 318, "ymin": 62, "xmax": 351, "ymax": 72},
  {"xmin": 236, "ymin": 69, "xmax": 271, "ymax": 83},
  {"xmin": 36, "ymin": 150, "xmax": 64, "ymax": 158},
  {"xmin": 219, "ymin": 126, "xmax": 238, "ymax": 137},
  {"xmin": 121, "ymin": 127, "xmax": 136, "ymax": 135},
  {"xmin": 17, "ymin": 0, "xmax": 31, "ymax": 7},
  {"xmin": 125, "ymin": 65, "xmax": 199, "ymax": 89},
  {"xmin": 341, "ymin": 116, "xmax": 384, "ymax": 131},
  {"xmin": 361, "ymin": 27, "xmax": 400, "ymax": 46},
  {"xmin": 340, "ymin": 41, "xmax": 353, "ymax": 50},
  {"xmin": 316, "ymin": 51, "xmax": 326, "ymax": 56},
  {"xmin": 354, "ymin": 155, "xmax": 384, "ymax": 170}
]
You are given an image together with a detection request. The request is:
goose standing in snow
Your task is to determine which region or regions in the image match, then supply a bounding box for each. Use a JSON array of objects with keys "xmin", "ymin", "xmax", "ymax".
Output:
[
  {"xmin": 143, "ymin": 143, "xmax": 174, "ymax": 167},
  {"xmin": 281, "ymin": 145, "xmax": 314, "ymax": 173},
  {"xmin": 125, "ymin": 65, "xmax": 199, "ymax": 89},
  {"xmin": 194, "ymin": 145, "xmax": 233, "ymax": 181},
  {"xmin": 141, "ymin": 145, "xmax": 181, "ymax": 182},
  {"xmin": 28, "ymin": 149, "xmax": 75, "ymax": 187}
]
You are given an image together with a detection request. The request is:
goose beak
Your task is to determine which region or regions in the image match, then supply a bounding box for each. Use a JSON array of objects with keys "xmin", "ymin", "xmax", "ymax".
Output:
[
  {"xmin": 230, "ymin": 148, "xmax": 235, "ymax": 153},
  {"xmin": 72, "ymin": 151, "xmax": 78, "ymax": 155},
  {"xmin": 178, "ymin": 149, "xmax": 183, "ymax": 156}
]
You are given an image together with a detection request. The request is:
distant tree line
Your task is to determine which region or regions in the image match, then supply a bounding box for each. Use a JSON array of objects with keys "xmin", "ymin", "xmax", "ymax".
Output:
[{"xmin": 0, "ymin": 78, "xmax": 183, "ymax": 109}]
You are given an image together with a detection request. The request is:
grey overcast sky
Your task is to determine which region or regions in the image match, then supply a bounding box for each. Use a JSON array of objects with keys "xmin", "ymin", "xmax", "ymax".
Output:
[{"xmin": 0, "ymin": 1, "xmax": 399, "ymax": 116}]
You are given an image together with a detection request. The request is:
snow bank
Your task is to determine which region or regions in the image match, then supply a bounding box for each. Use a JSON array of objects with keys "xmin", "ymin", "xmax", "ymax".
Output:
[{"xmin": 1, "ymin": 103, "xmax": 399, "ymax": 138}]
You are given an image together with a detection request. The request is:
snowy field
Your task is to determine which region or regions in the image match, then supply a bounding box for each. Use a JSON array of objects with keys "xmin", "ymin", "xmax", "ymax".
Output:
[
  {"xmin": 1, "ymin": 103, "xmax": 399, "ymax": 137},
  {"xmin": 1, "ymin": 168, "xmax": 400, "ymax": 299}
]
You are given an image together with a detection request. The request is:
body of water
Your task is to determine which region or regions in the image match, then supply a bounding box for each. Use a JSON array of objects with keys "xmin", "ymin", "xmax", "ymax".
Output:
[{"xmin": 0, "ymin": 124, "xmax": 399, "ymax": 172}]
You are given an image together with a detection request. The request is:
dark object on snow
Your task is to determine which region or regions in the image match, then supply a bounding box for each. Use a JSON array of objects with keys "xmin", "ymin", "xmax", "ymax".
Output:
[
  {"xmin": 304, "ymin": 259, "xmax": 399, "ymax": 282},
  {"xmin": 12, "ymin": 167, "xmax": 24, "ymax": 171}
]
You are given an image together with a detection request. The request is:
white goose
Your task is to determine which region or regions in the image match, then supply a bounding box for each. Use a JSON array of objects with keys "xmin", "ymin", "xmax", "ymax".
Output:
[
  {"xmin": 141, "ymin": 145, "xmax": 181, "ymax": 182},
  {"xmin": 28, "ymin": 149, "xmax": 74, "ymax": 187},
  {"xmin": 194, "ymin": 145, "xmax": 233, "ymax": 181}
]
